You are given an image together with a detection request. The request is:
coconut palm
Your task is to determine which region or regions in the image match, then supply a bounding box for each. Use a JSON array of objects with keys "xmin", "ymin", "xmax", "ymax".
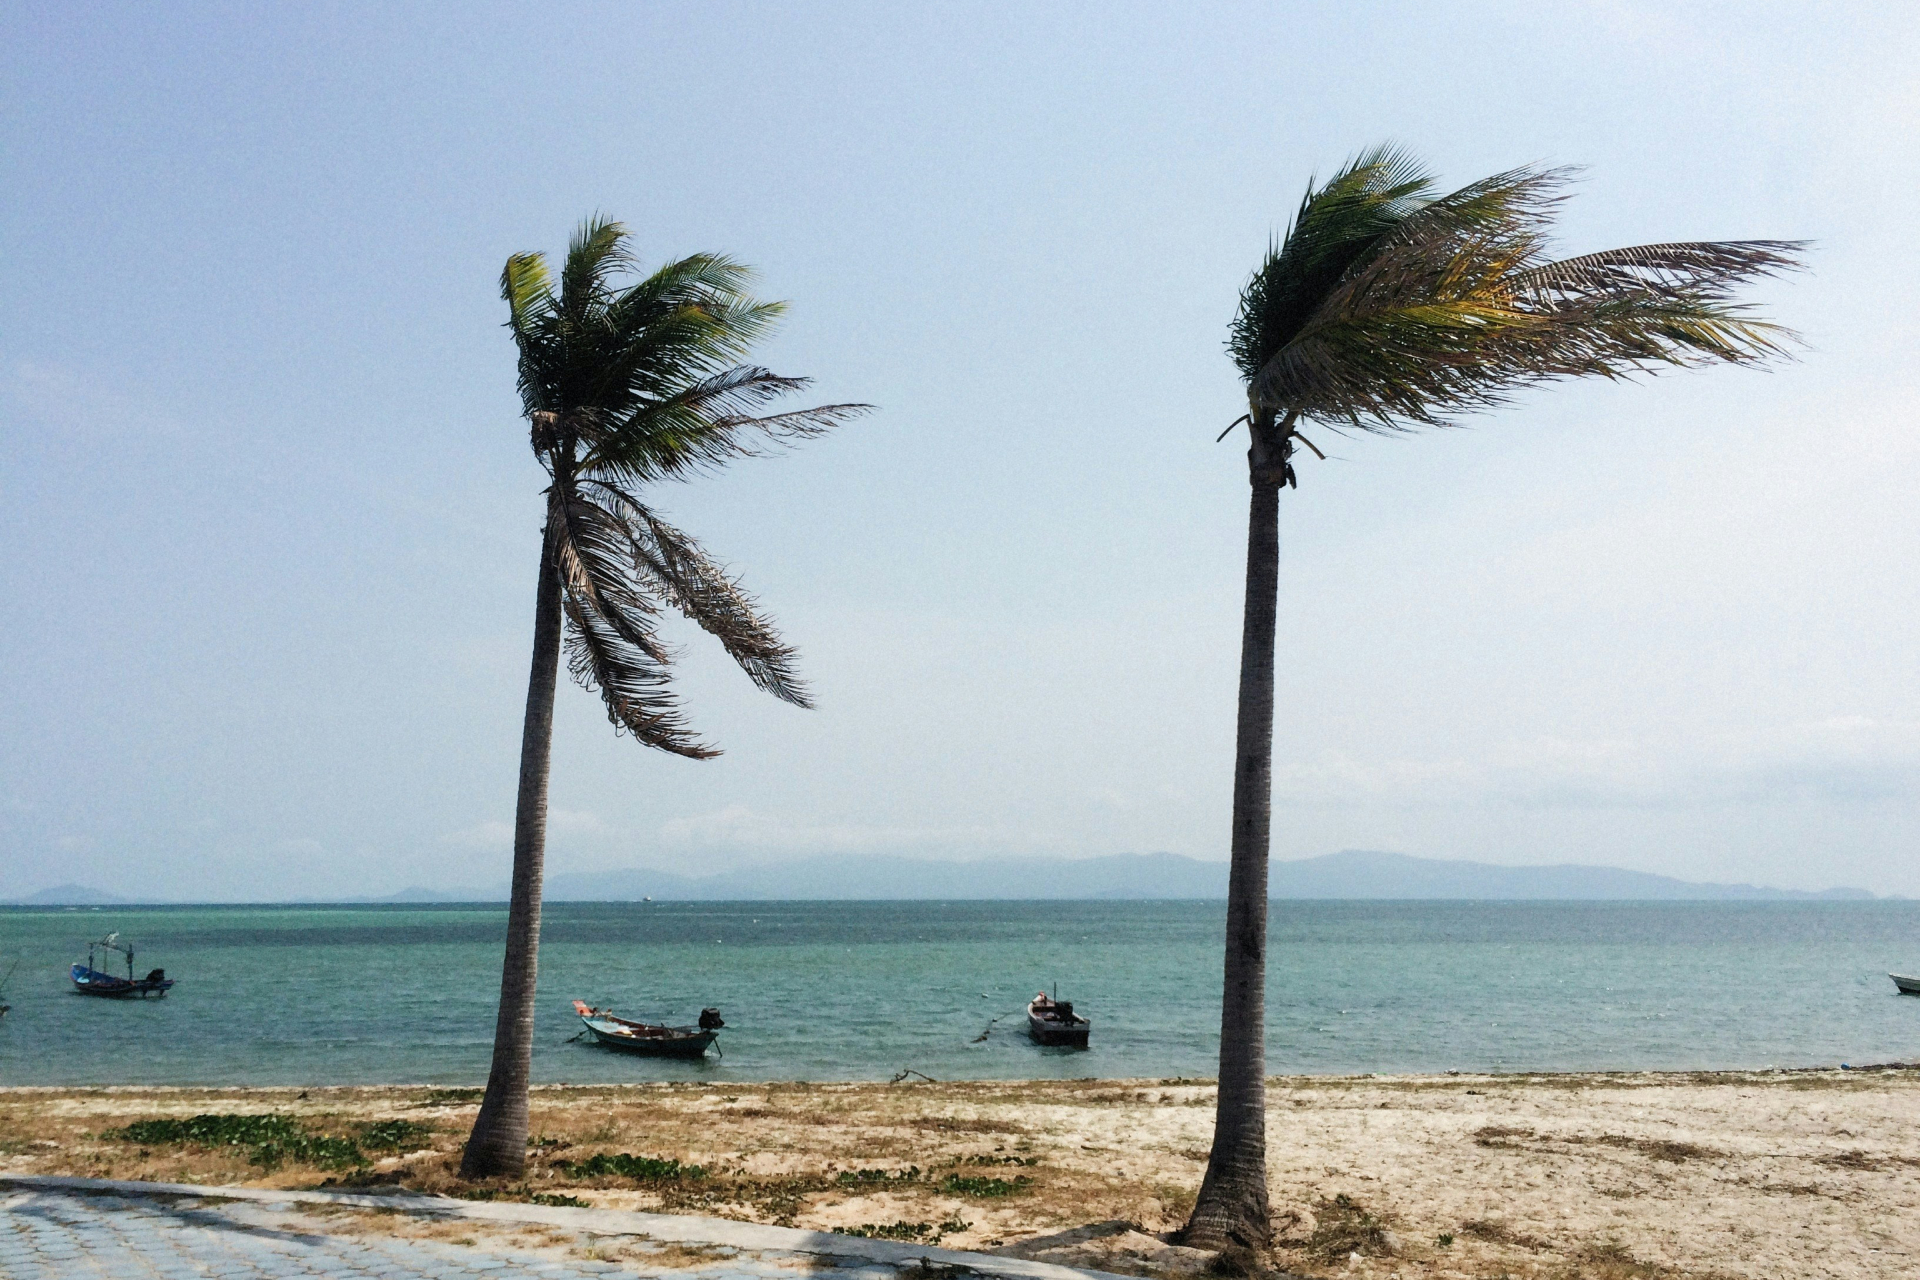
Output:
[
  {"xmin": 460, "ymin": 218, "xmax": 866, "ymax": 1179},
  {"xmin": 1183, "ymin": 148, "xmax": 1802, "ymax": 1252}
]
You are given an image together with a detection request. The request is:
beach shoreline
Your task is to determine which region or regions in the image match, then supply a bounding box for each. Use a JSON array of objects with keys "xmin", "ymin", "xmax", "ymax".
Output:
[{"xmin": 5, "ymin": 1067, "xmax": 1917, "ymax": 1278}]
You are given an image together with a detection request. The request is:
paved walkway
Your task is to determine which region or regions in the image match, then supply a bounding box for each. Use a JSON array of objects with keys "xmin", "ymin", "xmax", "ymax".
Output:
[{"xmin": 0, "ymin": 1178, "xmax": 1127, "ymax": 1280}]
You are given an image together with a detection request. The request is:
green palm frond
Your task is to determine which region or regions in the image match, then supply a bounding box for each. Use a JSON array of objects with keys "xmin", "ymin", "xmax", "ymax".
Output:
[
  {"xmin": 558, "ymin": 215, "xmax": 634, "ymax": 324},
  {"xmin": 1237, "ymin": 148, "xmax": 1806, "ymax": 433},
  {"xmin": 1227, "ymin": 144, "xmax": 1437, "ymax": 382},
  {"xmin": 505, "ymin": 219, "xmax": 867, "ymax": 756},
  {"xmin": 583, "ymin": 368, "xmax": 865, "ymax": 484}
]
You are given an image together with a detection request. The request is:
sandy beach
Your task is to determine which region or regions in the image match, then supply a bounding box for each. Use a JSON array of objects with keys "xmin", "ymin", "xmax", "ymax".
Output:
[{"xmin": 4, "ymin": 1069, "xmax": 1916, "ymax": 1278}]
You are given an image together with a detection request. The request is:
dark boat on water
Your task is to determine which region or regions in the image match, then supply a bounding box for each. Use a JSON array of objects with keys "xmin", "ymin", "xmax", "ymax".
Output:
[
  {"xmin": 1027, "ymin": 991, "xmax": 1090, "ymax": 1048},
  {"xmin": 71, "ymin": 933, "xmax": 175, "ymax": 998},
  {"xmin": 572, "ymin": 999, "xmax": 722, "ymax": 1058},
  {"xmin": 0, "ymin": 959, "xmax": 15, "ymax": 1019}
]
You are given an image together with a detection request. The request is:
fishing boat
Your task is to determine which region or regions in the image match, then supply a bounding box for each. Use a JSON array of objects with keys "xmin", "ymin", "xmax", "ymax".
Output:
[
  {"xmin": 70, "ymin": 933, "xmax": 175, "ymax": 998},
  {"xmin": 571, "ymin": 999, "xmax": 721, "ymax": 1058},
  {"xmin": 1027, "ymin": 991, "xmax": 1090, "ymax": 1048},
  {"xmin": 1891, "ymin": 973, "xmax": 1920, "ymax": 996}
]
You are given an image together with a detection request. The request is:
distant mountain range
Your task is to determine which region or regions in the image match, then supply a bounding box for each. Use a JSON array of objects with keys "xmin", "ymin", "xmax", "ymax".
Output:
[
  {"xmin": 11, "ymin": 850, "xmax": 1882, "ymax": 904},
  {"xmin": 7, "ymin": 883, "xmax": 133, "ymax": 906}
]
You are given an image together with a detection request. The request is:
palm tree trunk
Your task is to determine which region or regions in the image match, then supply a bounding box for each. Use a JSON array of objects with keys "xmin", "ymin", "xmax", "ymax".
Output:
[
  {"xmin": 461, "ymin": 529, "xmax": 563, "ymax": 1179},
  {"xmin": 1183, "ymin": 420, "xmax": 1286, "ymax": 1253}
]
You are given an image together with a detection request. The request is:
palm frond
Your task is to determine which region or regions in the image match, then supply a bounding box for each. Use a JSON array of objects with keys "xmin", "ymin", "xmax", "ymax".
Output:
[
  {"xmin": 559, "ymin": 216, "xmax": 634, "ymax": 325},
  {"xmin": 549, "ymin": 486, "xmax": 669, "ymax": 661},
  {"xmin": 501, "ymin": 252, "xmax": 555, "ymax": 334},
  {"xmin": 1227, "ymin": 144, "xmax": 1437, "ymax": 381},
  {"xmin": 561, "ymin": 591, "xmax": 716, "ymax": 759},
  {"xmin": 582, "ymin": 368, "xmax": 868, "ymax": 481},
  {"xmin": 583, "ymin": 480, "xmax": 811, "ymax": 707},
  {"xmin": 548, "ymin": 486, "xmax": 716, "ymax": 758},
  {"xmin": 1240, "ymin": 148, "xmax": 1806, "ymax": 430},
  {"xmin": 1509, "ymin": 240, "xmax": 1805, "ymax": 302},
  {"xmin": 584, "ymin": 294, "xmax": 789, "ymax": 413}
]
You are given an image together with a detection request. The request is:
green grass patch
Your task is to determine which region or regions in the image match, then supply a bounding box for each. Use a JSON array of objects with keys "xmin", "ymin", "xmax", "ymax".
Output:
[
  {"xmin": 104, "ymin": 1114, "xmax": 369, "ymax": 1171},
  {"xmin": 843, "ymin": 1221, "xmax": 937, "ymax": 1241},
  {"xmin": 938, "ymin": 1174, "xmax": 1031, "ymax": 1197},
  {"xmin": 530, "ymin": 1192, "xmax": 592, "ymax": 1208},
  {"xmin": 842, "ymin": 1215, "xmax": 971, "ymax": 1243},
  {"xmin": 459, "ymin": 1187, "xmax": 593, "ymax": 1207},
  {"xmin": 356, "ymin": 1120, "xmax": 434, "ymax": 1152},
  {"xmin": 555, "ymin": 1152, "xmax": 706, "ymax": 1181},
  {"xmin": 836, "ymin": 1166, "xmax": 922, "ymax": 1185}
]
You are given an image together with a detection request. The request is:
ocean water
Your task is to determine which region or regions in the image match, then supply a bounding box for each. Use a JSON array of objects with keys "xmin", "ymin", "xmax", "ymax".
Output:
[{"xmin": 0, "ymin": 900, "xmax": 1916, "ymax": 1087}]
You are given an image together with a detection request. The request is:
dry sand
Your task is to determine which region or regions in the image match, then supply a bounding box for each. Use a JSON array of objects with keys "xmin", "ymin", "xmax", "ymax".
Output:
[{"xmin": 3, "ymin": 1070, "xmax": 1916, "ymax": 1279}]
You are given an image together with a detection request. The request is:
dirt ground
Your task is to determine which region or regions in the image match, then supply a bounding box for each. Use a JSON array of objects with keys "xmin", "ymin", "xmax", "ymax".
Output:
[{"xmin": 3, "ymin": 1070, "xmax": 1916, "ymax": 1279}]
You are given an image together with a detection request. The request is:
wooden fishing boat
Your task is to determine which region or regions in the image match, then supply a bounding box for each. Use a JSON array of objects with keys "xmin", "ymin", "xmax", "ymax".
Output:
[
  {"xmin": 572, "ymin": 999, "xmax": 721, "ymax": 1058},
  {"xmin": 1027, "ymin": 992, "xmax": 1090, "ymax": 1048},
  {"xmin": 71, "ymin": 933, "xmax": 174, "ymax": 999},
  {"xmin": 1891, "ymin": 973, "xmax": 1920, "ymax": 996}
]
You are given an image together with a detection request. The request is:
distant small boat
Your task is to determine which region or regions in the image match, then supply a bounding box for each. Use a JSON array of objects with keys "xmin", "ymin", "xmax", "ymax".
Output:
[
  {"xmin": 1891, "ymin": 973, "xmax": 1920, "ymax": 996},
  {"xmin": 572, "ymin": 999, "xmax": 721, "ymax": 1058},
  {"xmin": 1028, "ymin": 991, "xmax": 1090, "ymax": 1048},
  {"xmin": 71, "ymin": 933, "xmax": 175, "ymax": 999},
  {"xmin": 0, "ymin": 958, "xmax": 15, "ymax": 1019}
]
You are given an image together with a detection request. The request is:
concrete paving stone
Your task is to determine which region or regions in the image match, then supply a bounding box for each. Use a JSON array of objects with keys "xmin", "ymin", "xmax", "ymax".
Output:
[{"xmin": 6, "ymin": 1178, "xmax": 1135, "ymax": 1280}]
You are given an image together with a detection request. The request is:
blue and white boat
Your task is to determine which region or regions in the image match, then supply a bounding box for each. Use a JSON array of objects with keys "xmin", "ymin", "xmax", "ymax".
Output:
[{"xmin": 71, "ymin": 933, "xmax": 174, "ymax": 998}]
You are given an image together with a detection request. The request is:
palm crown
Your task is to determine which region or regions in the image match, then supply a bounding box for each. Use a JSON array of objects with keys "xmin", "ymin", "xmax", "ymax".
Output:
[
  {"xmin": 1229, "ymin": 145, "xmax": 1804, "ymax": 443},
  {"xmin": 501, "ymin": 217, "xmax": 866, "ymax": 758}
]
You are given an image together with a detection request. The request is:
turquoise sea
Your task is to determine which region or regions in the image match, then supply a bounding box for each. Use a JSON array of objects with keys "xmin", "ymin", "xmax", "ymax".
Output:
[{"xmin": 1, "ymin": 900, "xmax": 1916, "ymax": 1086}]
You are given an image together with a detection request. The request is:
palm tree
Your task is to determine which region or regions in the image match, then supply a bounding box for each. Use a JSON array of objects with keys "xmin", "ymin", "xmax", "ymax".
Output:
[
  {"xmin": 460, "ymin": 218, "xmax": 867, "ymax": 1179},
  {"xmin": 1182, "ymin": 148, "xmax": 1803, "ymax": 1253}
]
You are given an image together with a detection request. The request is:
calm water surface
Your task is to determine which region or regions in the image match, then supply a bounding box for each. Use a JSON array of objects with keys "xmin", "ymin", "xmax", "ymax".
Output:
[{"xmin": 1, "ymin": 900, "xmax": 1916, "ymax": 1086}]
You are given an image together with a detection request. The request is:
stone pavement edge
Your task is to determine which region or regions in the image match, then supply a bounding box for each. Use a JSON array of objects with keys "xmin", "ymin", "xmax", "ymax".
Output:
[{"xmin": 0, "ymin": 1175, "xmax": 1143, "ymax": 1280}]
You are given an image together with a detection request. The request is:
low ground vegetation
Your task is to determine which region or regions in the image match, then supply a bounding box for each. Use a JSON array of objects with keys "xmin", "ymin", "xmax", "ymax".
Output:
[{"xmin": 4, "ymin": 1069, "xmax": 1915, "ymax": 1279}]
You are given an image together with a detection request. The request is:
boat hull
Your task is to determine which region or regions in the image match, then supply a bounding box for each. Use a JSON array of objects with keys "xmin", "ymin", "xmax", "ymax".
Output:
[
  {"xmin": 71, "ymin": 965, "xmax": 174, "ymax": 998},
  {"xmin": 579, "ymin": 1020, "xmax": 718, "ymax": 1059},
  {"xmin": 1891, "ymin": 973, "xmax": 1920, "ymax": 996},
  {"xmin": 1027, "ymin": 1015, "xmax": 1090, "ymax": 1048}
]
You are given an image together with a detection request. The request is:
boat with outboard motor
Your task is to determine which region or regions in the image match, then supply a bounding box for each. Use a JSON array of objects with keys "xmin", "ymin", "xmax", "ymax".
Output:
[
  {"xmin": 71, "ymin": 933, "xmax": 174, "ymax": 998},
  {"xmin": 571, "ymin": 999, "xmax": 722, "ymax": 1058},
  {"xmin": 1027, "ymin": 990, "xmax": 1090, "ymax": 1048}
]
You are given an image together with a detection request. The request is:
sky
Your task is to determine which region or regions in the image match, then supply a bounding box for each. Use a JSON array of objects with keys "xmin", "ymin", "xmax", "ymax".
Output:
[{"xmin": 3, "ymin": 2, "xmax": 1917, "ymax": 901}]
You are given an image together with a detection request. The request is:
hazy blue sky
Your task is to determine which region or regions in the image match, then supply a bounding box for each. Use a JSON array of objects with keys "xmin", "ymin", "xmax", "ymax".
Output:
[{"xmin": 4, "ymin": 2, "xmax": 1917, "ymax": 901}]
